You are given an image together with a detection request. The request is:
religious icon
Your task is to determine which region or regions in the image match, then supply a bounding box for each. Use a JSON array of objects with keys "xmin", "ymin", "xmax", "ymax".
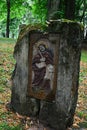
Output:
[
  {"xmin": 28, "ymin": 32, "xmax": 59, "ymax": 100},
  {"xmin": 32, "ymin": 39, "xmax": 54, "ymax": 94}
]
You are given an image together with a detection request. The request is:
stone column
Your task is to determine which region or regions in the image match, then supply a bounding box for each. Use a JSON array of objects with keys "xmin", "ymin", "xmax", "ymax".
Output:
[
  {"xmin": 10, "ymin": 22, "xmax": 83, "ymax": 130},
  {"xmin": 39, "ymin": 21, "xmax": 83, "ymax": 129}
]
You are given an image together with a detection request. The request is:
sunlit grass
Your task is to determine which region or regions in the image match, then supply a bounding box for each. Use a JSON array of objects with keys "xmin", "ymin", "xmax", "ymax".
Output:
[
  {"xmin": 0, "ymin": 38, "xmax": 16, "ymax": 44},
  {"xmin": 0, "ymin": 42, "xmax": 16, "ymax": 90},
  {"xmin": 0, "ymin": 123, "xmax": 22, "ymax": 130},
  {"xmin": 81, "ymin": 50, "xmax": 87, "ymax": 62}
]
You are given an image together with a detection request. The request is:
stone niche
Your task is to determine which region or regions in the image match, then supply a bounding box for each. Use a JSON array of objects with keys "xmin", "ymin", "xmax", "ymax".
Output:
[{"xmin": 11, "ymin": 22, "xmax": 83, "ymax": 130}]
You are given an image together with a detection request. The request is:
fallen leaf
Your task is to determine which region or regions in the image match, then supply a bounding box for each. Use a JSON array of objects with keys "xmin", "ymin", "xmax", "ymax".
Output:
[
  {"xmin": 16, "ymin": 112, "xmax": 25, "ymax": 119},
  {"xmin": 73, "ymin": 123, "xmax": 80, "ymax": 128}
]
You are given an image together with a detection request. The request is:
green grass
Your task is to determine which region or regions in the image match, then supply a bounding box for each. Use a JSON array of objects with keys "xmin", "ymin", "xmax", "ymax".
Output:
[
  {"xmin": 0, "ymin": 38, "xmax": 16, "ymax": 44},
  {"xmin": 0, "ymin": 39, "xmax": 16, "ymax": 93},
  {"xmin": 0, "ymin": 86, "xmax": 5, "ymax": 93},
  {"xmin": 81, "ymin": 50, "xmax": 87, "ymax": 62},
  {"xmin": 0, "ymin": 123, "xmax": 22, "ymax": 130},
  {"xmin": 77, "ymin": 111, "xmax": 86, "ymax": 119},
  {"xmin": 0, "ymin": 39, "xmax": 21, "ymax": 130},
  {"xmin": 79, "ymin": 122, "xmax": 87, "ymax": 128},
  {"xmin": 79, "ymin": 50, "xmax": 87, "ymax": 84}
]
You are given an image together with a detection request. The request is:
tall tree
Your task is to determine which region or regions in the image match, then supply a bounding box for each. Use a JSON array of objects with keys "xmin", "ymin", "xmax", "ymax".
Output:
[
  {"xmin": 47, "ymin": 0, "xmax": 60, "ymax": 20},
  {"xmin": 0, "ymin": 0, "xmax": 87, "ymax": 38},
  {"xmin": 64, "ymin": 0, "xmax": 76, "ymax": 20},
  {"xmin": 47, "ymin": 0, "xmax": 76, "ymax": 20},
  {"xmin": 31, "ymin": 0, "xmax": 47, "ymax": 23},
  {"xmin": 6, "ymin": 0, "xmax": 10, "ymax": 38}
]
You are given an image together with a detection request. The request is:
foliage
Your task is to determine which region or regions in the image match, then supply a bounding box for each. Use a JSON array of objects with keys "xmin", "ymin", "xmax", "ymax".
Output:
[
  {"xmin": 0, "ymin": 0, "xmax": 32, "ymax": 38},
  {"xmin": 0, "ymin": 0, "xmax": 87, "ymax": 38},
  {"xmin": 31, "ymin": 0, "xmax": 47, "ymax": 23},
  {"xmin": 75, "ymin": 0, "xmax": 87, "ymax": 28}
]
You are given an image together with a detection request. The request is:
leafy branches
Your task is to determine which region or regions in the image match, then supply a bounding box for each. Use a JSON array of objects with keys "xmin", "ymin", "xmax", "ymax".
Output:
[
  {"xmin": 75, "ymin": 0, "xmax": 87, "ymax": 22},
  {"xmin": 31, "ymin": 0, "xmax": 47, "ymax": 23},
  {"xmin": 80, "ymin": 0, "xmax": 87, "ymax": 22},
  {"xmin": 0, "ymin": 0, "xmax": 87, "ymax": 38}
]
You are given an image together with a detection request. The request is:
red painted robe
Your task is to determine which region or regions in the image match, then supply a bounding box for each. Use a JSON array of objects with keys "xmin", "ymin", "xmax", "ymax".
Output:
[{"xmin": 32, "ymin": 50, "xmax": 54, "ymax": 90}]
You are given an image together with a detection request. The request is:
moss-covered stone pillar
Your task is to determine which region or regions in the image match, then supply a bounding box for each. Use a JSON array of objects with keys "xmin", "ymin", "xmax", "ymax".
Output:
[{"xmin": 11, "ymin": 22, "xmax": 83, "ymax": 130}]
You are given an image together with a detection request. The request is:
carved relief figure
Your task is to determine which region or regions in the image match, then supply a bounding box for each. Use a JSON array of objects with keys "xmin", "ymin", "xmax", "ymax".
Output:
[{"xmin": 32, "ymin": 39, "xmax": 54, "ymax": 93}]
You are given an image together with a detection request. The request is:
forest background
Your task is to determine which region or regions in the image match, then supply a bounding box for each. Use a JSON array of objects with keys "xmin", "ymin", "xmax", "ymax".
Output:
[{"xmin": 0, "ymin": 0, "xmax": 87, "ymax": 39}]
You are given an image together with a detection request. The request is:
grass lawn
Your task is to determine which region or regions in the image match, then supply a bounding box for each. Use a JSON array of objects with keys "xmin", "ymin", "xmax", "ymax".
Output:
[
  {"xmin": 0, "ymin": 38, "xmax": 16, "ymax": 44},
  {"xmin": 0, "ymin": 39, "xmax": 87, "ymax": 130}
]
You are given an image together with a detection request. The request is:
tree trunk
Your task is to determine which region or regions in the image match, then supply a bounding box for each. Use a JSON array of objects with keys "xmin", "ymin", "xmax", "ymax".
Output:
[
  {"xmin": 47, "ymin": 0, "xmax": 60, "ymax": 20},
  {"xmin": 6, "ymin": 0, "xmax": 10, "ymax": 38},
  {"xmin": 64, "ymin": 0, "xmax": 76, "ymax": 20}
]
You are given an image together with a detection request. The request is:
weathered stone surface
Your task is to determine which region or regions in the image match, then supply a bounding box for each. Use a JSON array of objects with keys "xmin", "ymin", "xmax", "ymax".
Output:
[
  {"xmin": 11, "ymin": 22, "xmax": 83, "ymax": 129},
  {"xmin": 39, "ymin": 22, "xmax": 83, "ymax": 129},
  {"xmin": 11, "ymin": 26, "xmax": 40, "ymax": 116}
]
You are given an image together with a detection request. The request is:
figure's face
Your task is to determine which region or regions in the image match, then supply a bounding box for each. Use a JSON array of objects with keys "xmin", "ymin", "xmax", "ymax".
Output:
[{"xmin": 39, "ymin": 44, "xmax": 46, "ymax": 52}]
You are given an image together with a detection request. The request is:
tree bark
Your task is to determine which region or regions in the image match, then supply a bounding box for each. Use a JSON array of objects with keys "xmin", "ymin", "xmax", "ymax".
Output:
[
  {"xmin": 64, "ymin": 0, "xmax": 76, "ymax": 20},
  {"xmin": 6, "ymin": 0, "xmax": 10, "ymax": 38},
  {"xmin": 47, "ymin": 0, "xmax": 60, "ymax": 20}
]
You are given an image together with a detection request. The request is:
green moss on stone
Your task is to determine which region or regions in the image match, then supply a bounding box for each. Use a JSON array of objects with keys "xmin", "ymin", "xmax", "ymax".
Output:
[{"xmin": 17, "ymin": 24, "xmax": 44, "ymax": 44}]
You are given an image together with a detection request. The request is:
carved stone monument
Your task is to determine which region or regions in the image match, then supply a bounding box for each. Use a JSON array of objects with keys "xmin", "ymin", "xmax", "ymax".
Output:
[
  {"xmin": 11, "ymin": 21, "xmax": 83, "ymax": 129},
  {"xmin": 28, "ymin": 32, "xmax": 60, "ymax": 101}
]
